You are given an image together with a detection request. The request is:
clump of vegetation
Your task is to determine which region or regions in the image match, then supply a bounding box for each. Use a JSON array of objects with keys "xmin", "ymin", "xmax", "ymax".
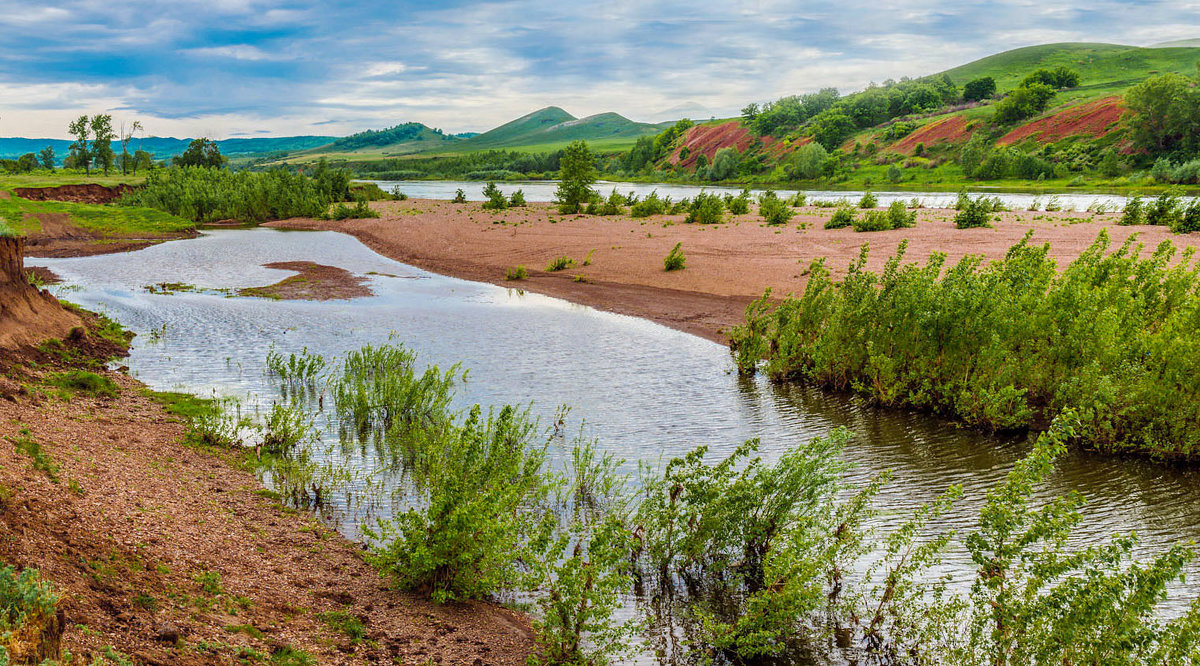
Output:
[
  {"xmin": 317, "ymin": 610, "xmax": 365, "ymax": 643},
  {"xmin": 731, "ymin": 231, "xmax": 1200, "ymax": 459},
  {"xmin": 545, "ymin": 256, "xmax": 574, "ymax": 272},
  {"xmin": 851, "ymin": 201, "xmax": 915, "ymax": 232},
  {"xmin": 481, "ymin": 182, "xmax": 508, "ymax": 211},
  {"xmin": 44, "ymin": 370, "xmax": 118, "ymax": 398},
  {"xmin": 825, "ymin": 202, "xmax": 855, "ymax": 229},
  {"xmin": 509, "ymin": 189, "xmax": 526, "ymax": 207},
  {"xmin": 686, "ymin": 192, "xmax": 725, "ymax": 224},
  {"xmin": 723, "ymin": 188, "xmax": 752, "ymax": 215},
  {"xmin": 122, "ymin": 162, "xmax": 354, "ymax": 224},
  {"xmin": 954, "ymin": 196, "xmax": 995, "ymax": 229},
  {"xmin": 9, "ymin": 430, "xmax": 60, "ymax": 482},
  {"xmin": 1120, "ymin": 195, "xmax": 1146, "ymax": 225},
  {"xmin": 1144, "ymin": 191, "xmax": 1183, "ymax": 228},
  {"xmin": 1, "ymin": 564, "xmax": 59, "ymax": 660},
  {"xmin": 630, "ymin": 190, "xmax": 669, "ymax": 218},
  {"xmin": 758, "ymin": 190, "xmax": 794, "ymax": 226},
  {"xmin": 325, "ymin": 196, "xmax": 378, "ymax": 220},
  {"xmin": 452, "ymin": 189, "xmax": 467, "ymax": 203},
  {"xmin": 858, "ymin": 189, "xmax": 878, "ymax": 208},
  {"xmin": 663, "ymin": 242, "xmax": 686, "ymax": 271},
  {"xmin": 505, "ymin": 265, "xmax": 529, "ymax": 281}
]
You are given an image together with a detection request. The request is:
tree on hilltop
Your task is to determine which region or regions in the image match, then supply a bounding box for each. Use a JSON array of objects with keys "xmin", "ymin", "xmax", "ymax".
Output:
[{"xmin": 174, "ymin": 138, "xmax": 225, "ymax": 168}]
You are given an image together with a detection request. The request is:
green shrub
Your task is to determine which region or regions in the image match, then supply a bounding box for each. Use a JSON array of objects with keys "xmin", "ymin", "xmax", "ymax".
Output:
[
  {"xmin": 505, "ymin": 265, "xmax": 528, "ymax": 280},
  {"xmin": 758, "ymin": 191, "xmax": 794, "ymax": 226},
  {"xmin": 663, "ymin": 242, "xmax": 686, "ymax": 271},
  {"xmin": 858, "ymin": 190, "xmax": 878, "ymax": 209},
  {"xmin": 509, "ymin": 189, "xmax": 526, "ymax": 207},
  {"xmin": 886, "ymin": 200, "xmax": 916, "ymax": 228},
  {"xmin": 1120, "ymin": 195, "xmax": 1145, "ymax": 226},
  {"xmin": 261, "ymin": 403, "xmax": 316, "ymax": 456},
  {"xmin": 1172, "ymin": 200, "xmax": 1200, "ymax": 234},
  {"xmin": 686, "ymin": 193, "xmax": 725, "ymax": 224},
  {"xmin": 0, "ymin": 565, "xmax": 58, "ymax": 649},
  {"xmin": 452, "ymin": 189, "xmax": 467, "ymax": 204},
  {"xmin": 786, "ymin": 192, "xmax": 807, "ymax": 207},
  {"xmin": 825, "ymin": 203, "xmax": 854, "ymax": 229},
  {"xmin": 954, "ymin": 197, "xmax": 994, "ymax": 229},
  {"xmin": 545, "ymin": 256, "xmax": 574, "ymax": 272},
  {"xmin": 481, "ymin": 182, "xmax": 508, "ymax": 211},
  {"xmin": 724, "ymin": 188, "xmax": 751, "ymax": 215},
  {"xmin": 1144, "ymin": 192, "xmax": 1183, "ymax": 228},
  {"xmin": 597, "ymin": 189, "xmax": 626, "ymax": 216},
  {"xmin": 730, "ymin": 231, "xmax": 1200, "ymax": 459},
  {"xmin": 317, "ymin": 610, "xmax": 365, "ymax": 643},
  {"xmin": 852, "ymin": 209, "xmax": 891, "ymax": 232},
  {"xmin": 121, "ymin": 165, "xmax": 351, "ymax": 224},
  {"xmin": 9, "ymin": 431, "xmax": 59, "ymax": 482},
  {"xmin": 325, "ymin": 197, "xmax": 378, "ymax": 220},
  {"xmin": 630, "ymin": 190, "xmax": 669, "ymax": 218}
]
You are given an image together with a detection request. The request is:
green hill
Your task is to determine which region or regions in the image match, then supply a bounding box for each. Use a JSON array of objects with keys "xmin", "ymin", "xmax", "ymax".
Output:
[
  {"xmin": 278, "ymin": 122, "xmax": 460, "ymax": 163},
  {"xmin": 450, "ymin": 107, "xmax": 672, "ymax": 153},
  {"xmin": 940, "ymin": 42, "xmax": 1200, "ymax": 103}
]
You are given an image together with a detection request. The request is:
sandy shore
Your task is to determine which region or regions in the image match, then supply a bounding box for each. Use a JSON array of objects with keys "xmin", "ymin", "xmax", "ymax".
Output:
[{"xmin": 268, "ymin": 199, "xmax": 1200, "ymax": 343}]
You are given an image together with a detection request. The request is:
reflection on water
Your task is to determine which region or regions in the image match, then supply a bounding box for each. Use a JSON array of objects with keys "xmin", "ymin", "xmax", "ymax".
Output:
[
  {"xmin": 363, "ymin": 178, "xmax": 1178, "ymax": 211},
  {"xmin": 29, "ymin": 228, "xmax": 1200, "ymax": 659}
]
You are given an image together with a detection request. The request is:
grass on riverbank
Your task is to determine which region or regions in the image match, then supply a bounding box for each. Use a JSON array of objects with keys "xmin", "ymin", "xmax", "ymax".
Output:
[
  {"xmin": 0, "ymin": 171, "xmax": 145, "ymax": 192},
  {"xmin": 0, "ymin": 196, "xmax": 193, "ymax": 238}
]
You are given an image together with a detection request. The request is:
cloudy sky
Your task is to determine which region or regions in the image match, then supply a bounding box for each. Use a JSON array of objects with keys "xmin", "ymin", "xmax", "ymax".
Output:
[{"xmin": 1, "ymin": 0, "xmax": 1196, "ymax": 139}]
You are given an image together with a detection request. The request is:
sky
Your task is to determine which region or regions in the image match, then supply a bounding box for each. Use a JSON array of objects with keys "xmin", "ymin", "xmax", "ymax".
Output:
[{"xmin": 1, "ymin": 0, "xmax": 1197, "ymax": 140}]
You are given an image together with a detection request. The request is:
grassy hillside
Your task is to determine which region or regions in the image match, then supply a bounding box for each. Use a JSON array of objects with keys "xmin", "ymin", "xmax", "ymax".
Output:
[
  {"xmin": 276, "ymin": 123, "xmax": 461, "ymax": 164},
  {"xmin": 941, "ymin": 42, "xmax": 1200, "ymax": 105}
]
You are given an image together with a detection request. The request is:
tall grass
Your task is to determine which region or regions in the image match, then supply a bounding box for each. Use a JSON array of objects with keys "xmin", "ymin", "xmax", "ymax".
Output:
[{"xmin": 732, "ymin": 230, "xmax": 1200, "ymax": 460}]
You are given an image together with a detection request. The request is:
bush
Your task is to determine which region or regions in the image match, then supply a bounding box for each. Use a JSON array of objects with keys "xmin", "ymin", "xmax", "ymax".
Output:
[
  {"xmin": 1120, "ymin": 195, "xmax": 1145, "ymax": 226},
  {"xmin": 730, "ymin": 230, "xmax": 1200, "ymax": 459},
  {"xmin": 663, "ymin": 242, "xmax": 686, "ymax": 271},
  {"xmin": 505, "ymin": 265, "xmax": 528, "ymax": 280},
  {"xmin": 1172, "ymin": 200, "xmax": 1200, "ymax": 234},
  {"xmin": 954, "ymin": 197, "xmax": 995, "ymax": 229},
  {"xmin": 122, "ymin": 164, "xmax": 351, "ymax": 224},
  {"xmin": 630, "ymin": 190, "xmax": 669, "ymax": 218},
  {"xmin": 509, "ymin": 189, "xmax": 526, "ymax": 207},
  {"xmin": 686, "ymin": 193, "xmax": 725, "ymax": 224},
  {"xmin": 992, "ymin": 82, "xmax": 1056, "ymax": 124},
  {"xmin": 785, "ymin": 142, "xmax": 828, "ymax": 180},
  {"xmin": 724, "ymin": 188, "xmax": 751, "ymax": 215},
  {"xmin": 825, "ymin": 203, "xmax": 855, "ymax": 229},
  {"xmin": 597, "ymin": 189, "xmax": 626, "ymax": 216},
  {"xmin": 452, "ymin": 189, "xmax": 467, "ymax": 203},
  {"xmin": 786, "ymin": 192, "xmax": 807, "ymax": 207},
  {"xmin": 326, "ymin": 197, "xmax": 378, "ymax": 220},
  {"xmin": 1145, "ymin": 192, "xmax": 1183, "ymax": 227},
  {"xmin": 758, "ymin": 191, "xmax": 794, "ymax": 226},
  {"xmin": 852, "ymin": 209, "xmax": 891, "ymax": 232},
  {"xmin": 481, "ymin": 182, "xmax": 508, "ymax": 211},
  {"xmin": 858, "ymin": 190, "xmax": 878, "ymax": 209}
]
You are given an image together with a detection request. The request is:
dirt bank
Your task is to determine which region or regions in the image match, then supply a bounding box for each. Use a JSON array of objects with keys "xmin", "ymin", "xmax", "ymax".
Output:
[
  {"xmin": 13, "ymin": 183, "xmax": 139, "ymax": 204},
  {"xmin": 268, "ymin": 199, "xmax": 1200, "ymax": 344},
  {"xmin": 0, "ymin": 236, "xmax": 82, "ymax": 349},
  {"xmin": 238, "ymin": 261, "xmax": 372, "ymax": 301},
  {"xmin": 20, "ymin": 210, "xmax": 197, "ymax": 259},
  {"xmin": 1, "ymin": 323, "xmax": 535, "ymax": 664}
]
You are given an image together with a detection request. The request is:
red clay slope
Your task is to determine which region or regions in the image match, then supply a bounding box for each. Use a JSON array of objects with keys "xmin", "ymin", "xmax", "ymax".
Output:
[
  {"xmin": 998, "ymin": 97, "xmax": 1125, "ymax": 146},
  {"xmin": 668, "ymin": 121, "xmax": 795, "ymax": 170},
  {"xmin": 0, "ymin": 236, "xmax": 81, "ymax": 350},
  {"xmin": 889, "ymin": 115, "xmax": 975, "ymax": 154}
]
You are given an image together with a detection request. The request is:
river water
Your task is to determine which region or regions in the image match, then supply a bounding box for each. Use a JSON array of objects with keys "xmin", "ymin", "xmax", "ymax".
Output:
[
  {"xmin": 364, "ymin": 178, "xmax": 1154, "ymax": 211},
  {"xmin": 29, "ymin": 228, "xmax": 1200, "ymax": 661}
]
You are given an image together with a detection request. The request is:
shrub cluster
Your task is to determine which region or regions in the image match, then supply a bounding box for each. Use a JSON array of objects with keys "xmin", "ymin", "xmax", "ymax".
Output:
[
  {"xmin": 852, "ymin": 201, "xmax": 916, "ymax": 232},
  {"xmin": 732, "ymin": 231, "xmax": 1200, "ymax": 459}
]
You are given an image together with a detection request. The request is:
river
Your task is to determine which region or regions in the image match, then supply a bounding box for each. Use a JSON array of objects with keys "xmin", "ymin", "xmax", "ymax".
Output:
[{"xmin": 29, "ymin": 228, "xmax": 1200, "ymax": 662}]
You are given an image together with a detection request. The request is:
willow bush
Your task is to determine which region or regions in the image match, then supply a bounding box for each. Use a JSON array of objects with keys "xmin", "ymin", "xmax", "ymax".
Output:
[
  {"xmin": 731, "ymin": 230, "xmax": 1200, "ymax": 459},
  {"xmin": 121, "ymin": 164, "xmax": 354, "ymax": 224}
]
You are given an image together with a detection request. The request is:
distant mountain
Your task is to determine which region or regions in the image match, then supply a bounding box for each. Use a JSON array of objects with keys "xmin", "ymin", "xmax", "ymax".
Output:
[
  {"xmin": 0, "ymin": 135, "xmax": 337, "ymax": 162},
  {"xmin": 453, "ymin": 107, "xmax": 673, "ymax": 152},
  {"xmin": 1152, "ymin": 38, "xmax": 1200, "ymax": 48},
  {"xmin": 320, "ymin": 122, "xmax": 458, "ymax": 154}
]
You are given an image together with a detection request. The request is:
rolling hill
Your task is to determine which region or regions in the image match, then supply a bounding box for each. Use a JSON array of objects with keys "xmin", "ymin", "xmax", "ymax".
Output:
[{"xmin": 450, "ymin": 108, "xmax": 673, "ymax": 153}]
